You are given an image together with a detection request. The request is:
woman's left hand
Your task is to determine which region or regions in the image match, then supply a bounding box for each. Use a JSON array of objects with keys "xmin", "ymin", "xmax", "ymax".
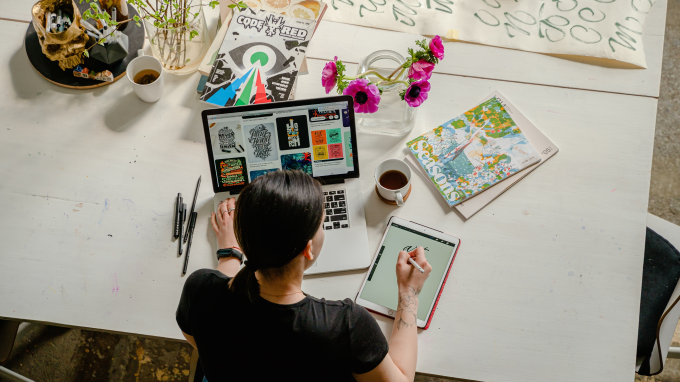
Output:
[{"xmin": 211, "ymin": 198, "xmax": 239, "ymax": 250}]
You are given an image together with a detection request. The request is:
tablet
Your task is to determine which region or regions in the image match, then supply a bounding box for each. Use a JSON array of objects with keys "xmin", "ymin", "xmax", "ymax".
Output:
[{"xmin": 355, "ymin": 216, "xmax": 460, "ymax": 329}]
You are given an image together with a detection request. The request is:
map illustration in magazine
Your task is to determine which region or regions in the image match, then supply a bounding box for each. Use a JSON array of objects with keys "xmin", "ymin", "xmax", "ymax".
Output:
[
  {"xmin": 200, "ymin": 7, "xmax": 315, "ymax": 107},
  {"xmin": 407, "ymin": 93, "xmax": 541, "ymax": 207}
]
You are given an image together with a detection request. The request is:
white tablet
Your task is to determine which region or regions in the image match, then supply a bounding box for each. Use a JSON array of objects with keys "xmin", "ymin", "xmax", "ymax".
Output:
[{"xmin": 355, "ymin": 216, "xmax": 460, "ymax": 329}]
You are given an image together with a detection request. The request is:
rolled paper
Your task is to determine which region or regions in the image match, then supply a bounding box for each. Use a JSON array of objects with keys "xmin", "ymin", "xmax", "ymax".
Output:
[
  {"xmin": 112, "ymin": 7, "xmax": 116, "ymax": 23},
  {"xmin": 50, "ymin": 23, "xmax": 58, "ymax": 33}
]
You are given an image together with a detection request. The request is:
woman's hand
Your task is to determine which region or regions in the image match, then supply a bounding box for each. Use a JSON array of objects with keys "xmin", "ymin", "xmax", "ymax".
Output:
[
  {"xmin": 395, "ymin": 247, "xmax": 432, "ymax": 296},
  {"xmin": 210, "ymin": 198, "xmax": 239, "ymax": 250}
]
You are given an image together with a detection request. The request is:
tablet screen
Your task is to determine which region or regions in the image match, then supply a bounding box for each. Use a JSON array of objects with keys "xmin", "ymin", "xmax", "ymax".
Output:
[{"xmin": 359, "ymin": 222, "xmax": 457, "ymax": 320}]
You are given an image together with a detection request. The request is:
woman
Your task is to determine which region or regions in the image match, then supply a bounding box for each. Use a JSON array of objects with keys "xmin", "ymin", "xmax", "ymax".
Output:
[{"xmin": 176, "ymin": 170, "xmax": 432, "ymax": 381}]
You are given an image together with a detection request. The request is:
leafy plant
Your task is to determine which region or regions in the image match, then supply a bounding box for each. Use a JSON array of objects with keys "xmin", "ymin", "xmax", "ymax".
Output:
[{"xmin": 79, "ymin": 0, "xmax": 247, "ymax": 67}]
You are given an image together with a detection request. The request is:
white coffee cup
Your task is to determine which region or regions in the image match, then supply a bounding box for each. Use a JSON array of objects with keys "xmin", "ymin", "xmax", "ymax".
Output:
[
  {"xmin": 126, "ymin": 51, "xmax": 164, "ymax": 103},
  {"xmin": 375, "ymin": 159, "xmax": 412, "ymax": 206}
]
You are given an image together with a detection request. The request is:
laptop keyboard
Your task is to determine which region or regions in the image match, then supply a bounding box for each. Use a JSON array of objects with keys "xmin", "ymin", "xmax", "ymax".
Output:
[{"xmin": 323, "ymin": 189, "xmax": 349, "ymax": 230}]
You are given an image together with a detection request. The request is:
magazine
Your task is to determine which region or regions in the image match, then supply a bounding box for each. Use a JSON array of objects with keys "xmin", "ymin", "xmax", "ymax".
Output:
[
  {"xmin": 407, "ymin": 91, "xmax": 541, "ymax": 207},
  {"xmin": 199, "ymin": 7, "xmax": 315, "ymax": 107}
]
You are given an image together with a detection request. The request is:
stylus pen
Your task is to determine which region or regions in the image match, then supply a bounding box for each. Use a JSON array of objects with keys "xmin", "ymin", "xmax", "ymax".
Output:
[
  {"xmin": 408, "ymin": 257, "xmax": 424, "ymax": 273},
  {"xmin": 184, "ymin": 176, "xmax": 201, "ymax": 243},
  {"xmin": 182, "ymin": 212, "xmax": 198, "ymax": 276}
]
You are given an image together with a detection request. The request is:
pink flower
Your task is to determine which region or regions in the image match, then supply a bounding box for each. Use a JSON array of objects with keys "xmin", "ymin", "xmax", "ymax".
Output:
[
  {"xmin": 404, "ymin": 79, "xmax": 430, "ymax": 107},
  {"xmin": 408, "ymin": 59, "xmax": 434, "ymax": 80},
  {"xmin": 429, "ymin": 35, "xmax": 444, "ymax": 60},
  {"xmin": 321, "ymin": 57, "xmax": 338, "ymax": 94},
  {"xmin": 343, "ymin": 79, "xmax": 381, "ymax": 113}
]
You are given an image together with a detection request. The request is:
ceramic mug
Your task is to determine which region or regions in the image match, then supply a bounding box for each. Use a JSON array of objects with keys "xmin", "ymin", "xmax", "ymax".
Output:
[
  {"xmin": 126, "ymin": 51, "xmax": 164, "ymax": 103},
  {"xmin": 375, "ymin": 159, "xmax": 412, "ymax": 206}
]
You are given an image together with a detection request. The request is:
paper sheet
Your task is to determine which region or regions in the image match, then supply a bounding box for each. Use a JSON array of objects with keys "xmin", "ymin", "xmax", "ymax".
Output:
[{"xmin": 323, "ymin": 0, "xmax": 656, "ymax": 68}]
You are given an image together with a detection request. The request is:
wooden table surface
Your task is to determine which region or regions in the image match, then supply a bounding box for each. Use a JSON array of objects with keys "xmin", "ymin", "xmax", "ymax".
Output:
[{"xmin": 0, "ymin": 0, "xmax": 666, "ymax": 380}]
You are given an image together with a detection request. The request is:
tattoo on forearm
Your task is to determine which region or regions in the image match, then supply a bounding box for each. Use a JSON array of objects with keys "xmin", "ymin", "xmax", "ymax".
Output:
[{"xmin": 396, "ymin": 286, "xmax": 419, "ymax": 330}]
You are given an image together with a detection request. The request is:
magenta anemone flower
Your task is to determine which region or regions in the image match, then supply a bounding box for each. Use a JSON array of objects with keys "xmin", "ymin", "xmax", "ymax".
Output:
[
  {"xmin": 343, "ymin": 79, "xmax": 380, "ymax": 113},
  {"xmin": 321, "ymin": 56, "xmax": 338, "ymax": 94},
  {"xmin": 429, "ymin": 35, "xmax": 444, "ymax": 60},
  {"xmin": 404, "ymin": 79, "xmax": 430, "ymax": 107},
  {"xmin": 408, "ymin": 59, "xmax": 434, "ymax": 81}
]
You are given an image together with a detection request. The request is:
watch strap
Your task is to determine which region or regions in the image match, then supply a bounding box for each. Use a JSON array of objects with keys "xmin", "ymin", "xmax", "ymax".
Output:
[{"xmin": 216, "ymin": 248, "xmax": 244, "ymax": 264}]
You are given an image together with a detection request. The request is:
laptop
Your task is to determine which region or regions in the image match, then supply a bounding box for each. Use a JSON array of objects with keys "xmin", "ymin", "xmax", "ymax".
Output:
[{"xmin": 200, "ymin": 96, "xmax": 371, "ymax": 275}]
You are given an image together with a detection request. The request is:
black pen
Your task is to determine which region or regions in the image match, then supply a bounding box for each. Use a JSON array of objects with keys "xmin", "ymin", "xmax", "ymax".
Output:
[
  {"xmin": 183, "ymin": 212, "xmax": 198, "ymax": 276},
  {"xmin": 184, "ymin": 176, "xmax": 201, "ymax": 243},
  {"xmin": 173, "ymin": 193, "xmax": 182, "ymax": 238},
  {"xmin": 178, "ymin": 203, "xmax": 186, "ymax": 256}
]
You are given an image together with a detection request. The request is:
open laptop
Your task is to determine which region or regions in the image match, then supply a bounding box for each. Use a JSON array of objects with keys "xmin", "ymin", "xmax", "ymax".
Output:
[{"xmin": 200, "ymin": 96, "xmax": 371, "ymax": 275}]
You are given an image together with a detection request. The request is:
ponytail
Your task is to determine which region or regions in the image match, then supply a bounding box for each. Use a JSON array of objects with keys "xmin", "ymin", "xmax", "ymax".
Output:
[
  {"xmin": 229, "ymin": 262, "xmax": 260, "ymax": 303},
  {"xmin": 228, "ymin": 170, "xmax": 324, "ymax": 303}
]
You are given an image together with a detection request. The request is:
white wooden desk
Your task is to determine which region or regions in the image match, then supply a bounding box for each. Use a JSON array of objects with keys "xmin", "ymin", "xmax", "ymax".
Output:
[{"xmin": 0, "ymin": 2, "xmax": 665, "ymax": 380}]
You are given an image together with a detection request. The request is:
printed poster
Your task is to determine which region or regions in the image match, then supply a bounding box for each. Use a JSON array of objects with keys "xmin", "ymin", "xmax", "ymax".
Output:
[
  {"xmin": 281, "ymin": 152, "xmax": 313, "ymax": 174},
  {"xmin": 276, "ymin": 116, "xmax": 310, "ymax": 150},
  {"xmin": 216, "ymin": 157, "xmax": 249, "ymax": 189},
  {"xmin": 245, "ymin": 123, "xmax": 279, "ymax": 163}
]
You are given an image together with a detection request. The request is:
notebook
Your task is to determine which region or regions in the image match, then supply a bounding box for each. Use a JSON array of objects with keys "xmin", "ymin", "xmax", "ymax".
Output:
[{"xmin": 406, "ymin": 91, "xmax": 542, "ymax": 208}]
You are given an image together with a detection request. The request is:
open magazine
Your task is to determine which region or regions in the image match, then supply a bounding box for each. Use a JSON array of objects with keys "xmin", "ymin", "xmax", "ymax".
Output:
[
  {"xmin": 407, "ymin": 91, "xmax": 542, "ymax": 207},
  {"xmin": 200, "ymin": 7, "xmax": 316, "ymax": 107}
]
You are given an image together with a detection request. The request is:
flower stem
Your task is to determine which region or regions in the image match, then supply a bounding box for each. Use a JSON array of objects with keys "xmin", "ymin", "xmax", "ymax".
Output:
[
  {"xmin": 387, "ymin": 66, "xmax": 405, "ymax": 81},
  {"xmin": 346, "ymin": 70, "xmax": 393, "ymax": 82}
]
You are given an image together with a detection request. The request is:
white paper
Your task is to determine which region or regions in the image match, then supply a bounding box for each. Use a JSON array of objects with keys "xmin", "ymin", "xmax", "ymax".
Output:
[{"xmin": 323, "ymin": 0, "xmax": 656, "ymax": 68}]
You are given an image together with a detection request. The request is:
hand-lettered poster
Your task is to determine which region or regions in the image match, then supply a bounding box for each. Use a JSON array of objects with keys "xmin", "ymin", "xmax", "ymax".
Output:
[
  {"xmin": 344, "ymin": 131, "xmax": 353, "ymax": 167},
  {"xmin": 216, "ymin": 157, "xmax": 249, "ymax": 189},
  {"xmin": 323, "ymin": 0, "xmax": 657, "ymax": 68},
  {"xmin": 313, "ymin": 145, "xmax": 329, "ymax": 160},
  {"xmin": 245, "ymin": 123, "xmax": 279, "ymax": 163},
  {"xmin": 281, "ymin": 152, "xmax": 313, "ymax": 175},
  {"xmin": 200, "ymin": 8, "xmax": 316, "ymax": 107},
  {"xmin": 326, "ymin": 128, "xmax": 342, "ymax": 144},
  {"xmin": 311, "ymin": 130, "xmax": 327, "ymax": 145},
  {"xmin": 328, "ymin": 143, "xmax": 343, "ymax": 159},
  {"xmin": 276, "ymin": 116, "xmax": 310, "ymax": 150}
]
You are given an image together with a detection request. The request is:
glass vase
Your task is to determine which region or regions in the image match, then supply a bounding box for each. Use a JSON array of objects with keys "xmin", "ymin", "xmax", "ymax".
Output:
[
  {"xmin": 356, "ymin": 50, "xmax": 416, "ymax": 136},
  {"xmin": 144, "ymin": 5, "xmax": 209, "ymax": 74}
]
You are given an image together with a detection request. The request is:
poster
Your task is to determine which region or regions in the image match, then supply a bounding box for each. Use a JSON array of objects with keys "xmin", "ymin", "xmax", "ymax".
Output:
[
  {"xmin": 245, "ymin": 123, "xmax": 279, "ymax": 163},
  {"xmin": 323, "ymin": 0, "xmax": 657, "ymax": 68}
]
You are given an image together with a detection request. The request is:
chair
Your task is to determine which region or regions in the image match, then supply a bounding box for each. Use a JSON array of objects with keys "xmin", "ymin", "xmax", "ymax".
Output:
[
  {"xmin": 0, "ymin": 320, "xmax": 35, "ymax": 382},
  {"xmin": 636, "ymin": 214, "xmax": 680, "ymax": 375}
]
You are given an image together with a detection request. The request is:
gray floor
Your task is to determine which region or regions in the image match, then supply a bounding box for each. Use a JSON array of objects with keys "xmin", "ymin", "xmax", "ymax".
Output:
[{"xmin": 2, "ymin": 3, "xmax": 680, "ymax": 381}]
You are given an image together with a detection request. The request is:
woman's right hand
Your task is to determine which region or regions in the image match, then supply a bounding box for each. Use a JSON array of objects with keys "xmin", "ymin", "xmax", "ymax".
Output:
[{"xmin": 395, "ymin": 247, "xmax": 432, "ymax": 294}]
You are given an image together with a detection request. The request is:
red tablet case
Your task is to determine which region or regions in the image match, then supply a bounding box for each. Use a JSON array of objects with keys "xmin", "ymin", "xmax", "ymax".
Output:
[{"xmin": 357, "ymin": 221, "xmax": 461, "ymax": 330}]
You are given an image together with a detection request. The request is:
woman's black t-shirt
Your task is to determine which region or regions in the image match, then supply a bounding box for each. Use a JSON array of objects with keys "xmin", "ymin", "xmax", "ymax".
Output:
[{"xmin": 176, "ymin": 269, "xmax": 389, "ymax": 382}]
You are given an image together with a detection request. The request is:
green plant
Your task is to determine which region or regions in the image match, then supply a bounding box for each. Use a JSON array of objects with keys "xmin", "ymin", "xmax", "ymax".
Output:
[{"xmin": 79, "ymin": 0, "xmax": 247, "ymax": 66}]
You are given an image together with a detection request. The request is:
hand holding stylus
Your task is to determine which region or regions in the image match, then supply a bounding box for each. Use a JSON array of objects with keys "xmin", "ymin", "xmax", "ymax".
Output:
[{"xmin": 396, "ymin": 247, "xmax": 432, "ymax": 293}]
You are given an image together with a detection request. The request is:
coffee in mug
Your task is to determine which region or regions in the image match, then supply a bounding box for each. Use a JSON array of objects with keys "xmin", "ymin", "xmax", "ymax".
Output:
[
  {"xmin": 374, "ymin": 159, "xmax": 412, "ymax": 206},
  {"xmin": 133, "ymin": 69, "xmax": 160, "ymax": 85},
  {"xmin": 379, "ymin": 170, "xmax": 409, "ymax": 190}
]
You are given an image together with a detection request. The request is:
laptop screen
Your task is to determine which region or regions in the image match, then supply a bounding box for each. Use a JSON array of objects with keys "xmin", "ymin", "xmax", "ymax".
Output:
[{"xmin": 202, "ymin": 96, "xmax": 359, "ymax": 194}]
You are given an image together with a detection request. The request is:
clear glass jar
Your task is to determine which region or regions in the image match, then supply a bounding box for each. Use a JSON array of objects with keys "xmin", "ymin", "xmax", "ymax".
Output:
[
  {"xmin": 356, "ymin": 50, "xmax": 416, "ymax": 136},
  {"xmin": 144, "ymin": 5, "xmax": 209, "ymax": 74}
]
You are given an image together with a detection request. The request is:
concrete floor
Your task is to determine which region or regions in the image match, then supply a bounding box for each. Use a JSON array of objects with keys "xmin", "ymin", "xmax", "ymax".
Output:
[{"xmin": 2, "ymin": 2, "xmax": 680, "ymax": 381}]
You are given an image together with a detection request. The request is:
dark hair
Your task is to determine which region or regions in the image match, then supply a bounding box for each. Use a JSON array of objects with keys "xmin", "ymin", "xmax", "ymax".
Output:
[{"xmin": 230, "ymin": 170, "xmax": 324, "ymax": 302}]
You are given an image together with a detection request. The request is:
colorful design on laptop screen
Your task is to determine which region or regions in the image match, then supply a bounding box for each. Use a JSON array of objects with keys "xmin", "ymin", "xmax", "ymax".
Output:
[{"xmin": 207, "ymin": 101, "xmax": 356, "ymax": 192}]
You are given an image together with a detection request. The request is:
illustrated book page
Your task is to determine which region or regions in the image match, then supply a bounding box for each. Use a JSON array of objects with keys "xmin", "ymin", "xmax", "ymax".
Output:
[{"xmin": 407, "ymin": 91, "xmax": 541, "ymax": 207}]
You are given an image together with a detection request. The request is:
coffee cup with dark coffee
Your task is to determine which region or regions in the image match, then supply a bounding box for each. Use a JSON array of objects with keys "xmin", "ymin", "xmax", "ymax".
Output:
[{"xmin": 375, "ymin": 159, "xmax": 412, "ymax": 206}]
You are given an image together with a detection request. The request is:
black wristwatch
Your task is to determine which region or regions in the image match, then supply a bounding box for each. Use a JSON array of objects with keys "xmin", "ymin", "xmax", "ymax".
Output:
[{"xmin": 216, "ymin": 248, "xmax": 244, "ymax": 264}]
